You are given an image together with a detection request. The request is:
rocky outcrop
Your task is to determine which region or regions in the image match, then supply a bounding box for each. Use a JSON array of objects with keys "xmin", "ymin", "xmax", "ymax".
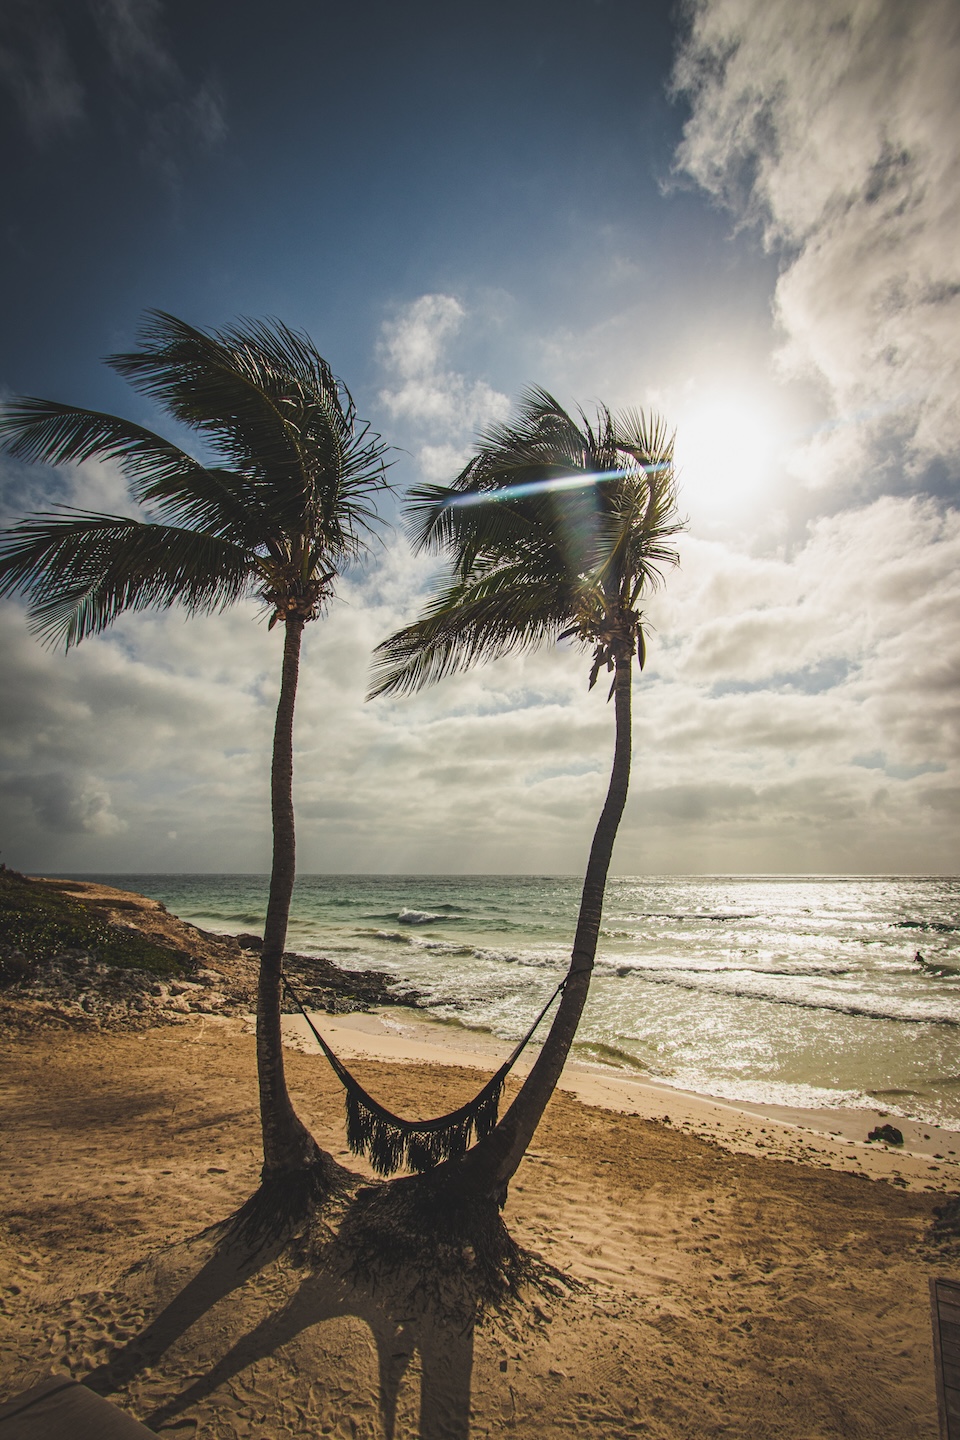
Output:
[{"xmin": 1, "ymin": 874, "xmax": 421, "ymax": 1032}]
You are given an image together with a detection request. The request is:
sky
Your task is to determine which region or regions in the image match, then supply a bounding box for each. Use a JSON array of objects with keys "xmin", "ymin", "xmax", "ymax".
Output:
[{"xmin": 0, "ymin": 0, "xmax": 958, "ymax": 877}]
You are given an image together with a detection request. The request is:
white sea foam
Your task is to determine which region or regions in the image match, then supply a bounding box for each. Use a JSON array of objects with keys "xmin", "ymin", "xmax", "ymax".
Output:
[{"xmin": 76, "ymin": 871, "xmax": 960, "ymax": 1125}]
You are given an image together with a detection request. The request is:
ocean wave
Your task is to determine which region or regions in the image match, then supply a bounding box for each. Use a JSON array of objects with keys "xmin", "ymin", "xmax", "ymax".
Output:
[
  {"xmin": 601, "ymin": 956, "xmax": 854, "ymax": 979},
  {"xmin": 192, "ymin": 910, "xmax": 264, "ymax": 926},
  {"xmin": 357, "ymin": 908, "xmax": 463, "ymax": 926},
  {"xmin": 623, "ymin": 967, "xmax": 960, "ymax": 1026},
  {"xmin": 357, "ymin": 909, "xmax": 540, "ymax": 937},
  {"xmin": 573, "ymin": 1040, "xmax": 662, "ymax": 1074},
  {"xmin": 615, "ymin": 912, "xmax": 760, "ymax": 924},
  {"xmin": 397, "ymin": 908, "xmax": 453, "ymax": 925},
  {"xmin": 656, "ymin": 1072, "xmax": 878, "ymax": 1113},
  {"xmin": 470, "ymin": 946, "xmax": 566, "ymax": 969},
  {"xmin": 895, "ymin": 919, "xmax": 960, "ymax": 933},
  {"xmin": 353, "ymin": 926, "xmax": 567, "ymax": 971}
]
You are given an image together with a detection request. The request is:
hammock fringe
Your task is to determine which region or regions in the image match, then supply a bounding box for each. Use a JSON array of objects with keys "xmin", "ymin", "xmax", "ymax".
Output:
[
  {"xmin": 344, "ymin": 1075, "xmax": 504, "ymax": 1176},
  {"xmin": 282, "ymin": 972, "xmax": 565, "ymax": 1177}
]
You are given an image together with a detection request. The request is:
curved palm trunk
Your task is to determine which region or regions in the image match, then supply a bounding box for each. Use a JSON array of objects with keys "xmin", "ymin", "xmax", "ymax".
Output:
[
  {"xmin": 257, "ymin": 615, "xmax": 324, "ymax": 1177},
  {"xmin": 451, "ymin": 650, "xmax": 633, "ymax": 1199}
]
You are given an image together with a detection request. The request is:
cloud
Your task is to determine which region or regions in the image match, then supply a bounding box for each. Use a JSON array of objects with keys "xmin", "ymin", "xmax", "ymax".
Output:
[
  {"xmin": 0, "ymin": 451, "xmax": 149, "ymax": 531},
  {"xmin": 0, "ymin": 0, "xmax": 226, "ymax": 167},
  {"xmin": 0, "ymin": 771, "xmax": 126, "ymax": 835},
  {"xmin": 141, "ymin": 78, "xmax": 226, "ymax": 182},
  {"xmin": 378, "ymin": 295, "xmax": 510, "ymax": 479},
  {"xmin": 672, "ymin": 0, "xmax": 960, "ymax": 493},
  {"xmin": 380, "ymin": 295, "xmax": 463, "ymax": 393},
  {"xmin": 0, "ymin": 2, "xmax": 85, "ymax": 144},
  {"xmin": 89, "ymin": 0, "xmax": 175, "ymax": 82},
  {"xmin": 1, "ymin": 491, "xmax": 957, "ymax": 874},
  {"xmin": 89, "ymin": 0, "xmax": 227, "ymax": 170}
]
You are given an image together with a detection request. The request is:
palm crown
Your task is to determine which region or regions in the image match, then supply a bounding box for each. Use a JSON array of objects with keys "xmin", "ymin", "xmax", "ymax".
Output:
[
  {"xmin": 367, "ymin": 388, "xmax": 682, "ymax": 1200},
  {"xmin": 0, "ymin": 311, "xmax": 390, "ymax": 1183},
  {"xmin": 369, "ymin": 387, "xmax": 681, "ymax": 699},
  {"xmin": 0, "ymin": 311, "xmax": 388, "ymax": 646}
]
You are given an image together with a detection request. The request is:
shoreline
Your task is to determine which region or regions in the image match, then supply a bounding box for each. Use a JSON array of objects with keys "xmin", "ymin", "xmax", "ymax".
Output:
[
  {"xmin": 11, "ymin": 871, "xmax": 959, "ymax": 1196},
  {"xmin": 278, "ymin": 1004, "xmax": 960, "ymax": 1193}
]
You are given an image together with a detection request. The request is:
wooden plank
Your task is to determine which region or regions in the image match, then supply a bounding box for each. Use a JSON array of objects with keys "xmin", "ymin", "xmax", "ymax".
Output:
[
  {"xmin": 932, "ymin": 1277, "xmax": 960, "ymax": 1440},
  {"xmin": 942, "ymin": 1319, "xmax": 960, "ymax": 1351},
  {"xmin": 0, "ymin": 1375, "xmax": 158, "ymax": 1437}
]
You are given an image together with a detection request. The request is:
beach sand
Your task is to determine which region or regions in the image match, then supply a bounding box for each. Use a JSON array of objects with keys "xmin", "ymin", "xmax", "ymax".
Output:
[
  {"xmin": 1, "ymin": 874, "xmax": 958, "ymax": 1437},
  {"xmin": 1, "ymin": 1006, "xmax": 957, "ymax": 1438}
]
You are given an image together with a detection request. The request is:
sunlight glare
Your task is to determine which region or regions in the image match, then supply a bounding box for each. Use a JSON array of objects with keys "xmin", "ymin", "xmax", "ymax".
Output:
[{"xmin": 673, "ymin": 392, "xmax": 785, "ymax": 520}]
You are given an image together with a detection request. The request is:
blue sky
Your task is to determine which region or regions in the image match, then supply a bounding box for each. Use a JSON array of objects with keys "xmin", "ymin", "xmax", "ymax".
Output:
[{"xmin": 1, "ymin": 0, "xmax": 958, "ymax": 875}]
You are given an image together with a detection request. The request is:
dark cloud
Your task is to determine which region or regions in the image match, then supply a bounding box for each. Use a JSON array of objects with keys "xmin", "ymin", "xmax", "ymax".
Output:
[
  {"xmin": 0, "ymin": 0, "xmax": 225, "ymax": 169},
  {"xmin": 0, "ymin": 1, "xmax": 84, "ymax": 143},
  {"xmin": 0, "ymin": 770, "xmax": 124, "ymax": 834}
]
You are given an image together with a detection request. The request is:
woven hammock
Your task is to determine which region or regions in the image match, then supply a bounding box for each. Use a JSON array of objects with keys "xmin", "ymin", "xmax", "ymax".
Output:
[{"xmin": 282, "ymin": 973, "xmax": 564, "ymax": 1176}]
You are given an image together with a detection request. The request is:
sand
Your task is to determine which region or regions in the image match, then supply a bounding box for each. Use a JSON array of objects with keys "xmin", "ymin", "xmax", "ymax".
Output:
[
  {"xmin": 1, "ymin": 874, "xmax": 958, "ymax": 1437},
  {"xmin": 0, "ymin": 1009, "xmax": 957, "ymax": 1439}
]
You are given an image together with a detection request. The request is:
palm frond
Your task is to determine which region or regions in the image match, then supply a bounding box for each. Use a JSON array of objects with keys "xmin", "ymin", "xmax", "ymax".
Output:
[
  {"xmin": 109, "ymin": 311, "xmax": 391, "ymax": 558},
  {"xmin": 371, "ymin": 386, "xmax": 684, "ymax": 697},
  {"xmin": 368, "ymin": 564, "xmax": 576, "ymax": 698},
  {"xmin": 2, "ymin": 311, "xmax": 392, "ymax": 631},
  {"xmin": 0, "ymin": 397, "xmax": 267, "ymax": 540},
  {"xmin": 109, "ymin": 311, "xmax": 321, "ymax": 441},
  {"xmin": 0, "ymin": 510, "xmax": 256, "ymax": 647}
]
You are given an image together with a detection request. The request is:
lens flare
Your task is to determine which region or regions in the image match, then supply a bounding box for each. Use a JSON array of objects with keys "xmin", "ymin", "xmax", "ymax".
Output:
[{"xmin": 445, "ymin": 464, "xmax": 670, "ymax": 508}]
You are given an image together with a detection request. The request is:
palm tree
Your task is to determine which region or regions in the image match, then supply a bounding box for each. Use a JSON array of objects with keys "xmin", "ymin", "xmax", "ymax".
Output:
[
  {"xmin": 0, "ymin": 311, "xmax": 389, "ymax": 1183},
  {"xmin": 369, "ymin": 388, "xmax": 682, "ymax": 1202}
]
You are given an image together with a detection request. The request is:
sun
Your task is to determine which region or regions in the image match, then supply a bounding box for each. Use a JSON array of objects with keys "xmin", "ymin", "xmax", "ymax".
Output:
[{"xmin": 672, "ymin": 390, "xmax": 787, "ymax": 521}]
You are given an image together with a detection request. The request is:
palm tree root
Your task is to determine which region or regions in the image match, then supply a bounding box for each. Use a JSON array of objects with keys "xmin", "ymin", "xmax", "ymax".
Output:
[
  {"xmin": 335, "ymin": 1172, "xmax": 574, "ymax": 1322},
  {"xmin": 225, "ymin": 1152, "xmax": 356, "ymax": 1257}
]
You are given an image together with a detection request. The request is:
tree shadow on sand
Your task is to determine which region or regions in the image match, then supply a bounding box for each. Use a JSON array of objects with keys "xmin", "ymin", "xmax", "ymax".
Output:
[{"xmin": 81, "ymin": 1171, "xmax": 566, "ymax": 1439}]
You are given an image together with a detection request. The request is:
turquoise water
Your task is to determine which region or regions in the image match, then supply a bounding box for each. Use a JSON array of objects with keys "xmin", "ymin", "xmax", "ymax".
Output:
[{"xmin": 70, "ymin": 873, "xmax": 960, "ymax": 1125}]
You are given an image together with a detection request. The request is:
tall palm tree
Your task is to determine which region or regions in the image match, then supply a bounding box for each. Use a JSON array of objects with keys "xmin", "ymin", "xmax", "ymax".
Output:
[
  {"xmin": 369, "ymin": 388, "xmax": 682, "ymax": 1201},
  {"xmin": 0, "ymin": 311, "xmax": 389, "ymax": 1182}
]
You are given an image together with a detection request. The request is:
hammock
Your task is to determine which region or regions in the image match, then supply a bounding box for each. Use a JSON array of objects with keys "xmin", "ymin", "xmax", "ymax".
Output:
[{"xmin": 282, "ymin": 972, "xmax": 565, "ymax": 1176}]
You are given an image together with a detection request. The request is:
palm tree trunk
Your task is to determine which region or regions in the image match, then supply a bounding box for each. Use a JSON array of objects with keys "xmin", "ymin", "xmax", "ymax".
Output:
[
  {"xmin": 257, "ymin": 615, "xmax": 323, "ymax": 1176},
  {"xmin": 451, "ymin": 649, "xmax": 634, "ymax": 1198}
]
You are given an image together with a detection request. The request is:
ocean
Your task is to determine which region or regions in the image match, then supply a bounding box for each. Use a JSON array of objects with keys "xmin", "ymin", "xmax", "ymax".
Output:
[{"xmin": 71, "ymin": 873, "xmax": 960, "ymax": 1127}]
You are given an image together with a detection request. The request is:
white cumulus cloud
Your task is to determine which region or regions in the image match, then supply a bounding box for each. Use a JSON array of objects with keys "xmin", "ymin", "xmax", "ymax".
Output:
[
  {"xmin": 378, "ymin": 295, "xmax": 510, "ymax": 482},
  {"xmin": 673, "ymin": 0, "xmax": 960, "ymax": 492}
]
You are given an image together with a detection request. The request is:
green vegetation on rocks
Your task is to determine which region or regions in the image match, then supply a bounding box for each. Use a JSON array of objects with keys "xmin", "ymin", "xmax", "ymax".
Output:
[{"xmin": 0, "ymin": 867, "xmax": 186, "ymax": 984}]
